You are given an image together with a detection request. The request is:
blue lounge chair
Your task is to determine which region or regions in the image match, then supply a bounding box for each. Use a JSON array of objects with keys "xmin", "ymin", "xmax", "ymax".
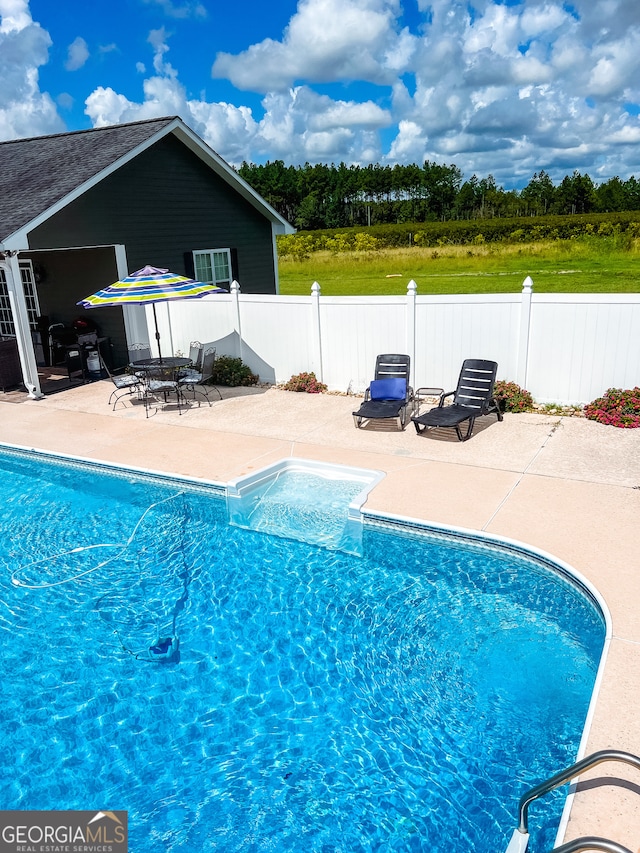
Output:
[{"xmin": 353, "ymin": 354, "xmax": 414, "ymax": 430}]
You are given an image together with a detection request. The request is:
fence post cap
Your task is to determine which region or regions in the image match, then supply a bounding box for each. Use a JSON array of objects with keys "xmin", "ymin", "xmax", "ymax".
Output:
[
  {"xmin": 311, "ymin": 281, "xmax": 321, "ymax": 295},
  {"xmin": 407, "ymin": 279, "xmax": 417, "ymax": 294},
  {"xmin": 231, "ymin": 280, "xmax": 241, "ymax": 293},
  {"xmin": 522, "ymin": 276, "xmax": 533, "ymax": 293}
]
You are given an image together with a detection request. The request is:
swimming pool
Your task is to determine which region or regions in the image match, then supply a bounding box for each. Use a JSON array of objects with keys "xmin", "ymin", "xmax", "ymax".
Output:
[{"xmin": 0, "ymin": 446, "xmax": 605, "ymax": 852}]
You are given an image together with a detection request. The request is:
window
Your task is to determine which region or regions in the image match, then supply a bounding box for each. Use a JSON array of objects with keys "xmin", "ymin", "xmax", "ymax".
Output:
[
  {"xmin": 0, "ymin": 260, "xmax": 41, "ymax": 337},
  {"xmin": 193, "ymin": 249, "xmax": 232, "ymax": 291}
]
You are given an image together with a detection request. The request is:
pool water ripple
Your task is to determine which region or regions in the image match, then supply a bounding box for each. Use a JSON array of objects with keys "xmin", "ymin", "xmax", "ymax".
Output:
[{"xmin": 0, "ymin": 448, "xmax": 604, "ymax": 852}]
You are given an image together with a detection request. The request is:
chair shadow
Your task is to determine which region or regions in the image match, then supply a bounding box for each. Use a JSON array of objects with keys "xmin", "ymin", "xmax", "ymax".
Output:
[{"xmin": 411, "ymin": 412, "xmax": 502, "ymax": 442}]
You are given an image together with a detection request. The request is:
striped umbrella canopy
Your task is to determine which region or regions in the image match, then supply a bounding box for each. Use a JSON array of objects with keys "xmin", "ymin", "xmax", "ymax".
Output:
[{"xmin": 78, "ymin": 265, "xmax": 225, "ymax": 360}]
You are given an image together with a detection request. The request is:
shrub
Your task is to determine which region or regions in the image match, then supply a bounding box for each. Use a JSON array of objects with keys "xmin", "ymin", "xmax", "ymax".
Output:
[
  {"xmin": 353, "ymin": 232, "xmax": 380, "ymax": 252},
  {"xmin": 584, "ymin": 387, "xmax": 640, "ymax": 428},
  {"xmin": 282, "ymin": 371, "xmax": 327, "ymax": 393},
  {"xmin": 210, "ymin": 356, "xmax": 258, "ymax": 387},
  {"xmin": 493, "ymin": 380, "xmax": 534, "ymax": 412}
]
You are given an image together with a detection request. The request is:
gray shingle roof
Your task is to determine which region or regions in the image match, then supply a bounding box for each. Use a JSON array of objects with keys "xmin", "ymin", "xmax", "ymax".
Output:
[{"xmin": 0, "ymin": 117, "xmax": 177, "ymax": 243}]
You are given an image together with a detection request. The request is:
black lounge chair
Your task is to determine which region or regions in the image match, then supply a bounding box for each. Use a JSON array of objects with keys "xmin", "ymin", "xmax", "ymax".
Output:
[
  {"xmin": 353, "ymin": 354, "xmax": 414, "ymax": 430},
  {"xmin": 412, "ymin": 358, "xmax": 502, "ymax": 441}
]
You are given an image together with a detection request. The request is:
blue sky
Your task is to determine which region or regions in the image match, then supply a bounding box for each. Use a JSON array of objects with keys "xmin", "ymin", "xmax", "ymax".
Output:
[{"xmin": 2, "ymin": 0, "xmax": 640, "ymax": 188}]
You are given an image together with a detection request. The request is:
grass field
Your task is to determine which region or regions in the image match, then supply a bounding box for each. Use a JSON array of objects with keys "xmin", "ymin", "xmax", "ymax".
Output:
[{"xmin": 278, "ymin": 238, "xmax": 640, "ymax": 295}]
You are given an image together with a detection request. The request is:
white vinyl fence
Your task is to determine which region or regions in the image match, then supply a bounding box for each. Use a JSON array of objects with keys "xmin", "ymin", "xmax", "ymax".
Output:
[{"xmin": 138, "ymin": 278, "xmax": 640, "ymax": 405}]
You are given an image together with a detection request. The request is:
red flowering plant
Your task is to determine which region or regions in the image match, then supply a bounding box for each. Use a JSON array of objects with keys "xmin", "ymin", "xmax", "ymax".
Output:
[
  {"xmin": 283, "ymin": 372, "xmax": 328, "ymax": 393},
  {"xmin": 493, "ymin": 380, "xmax": 534, "ymax": 413},
  {"xmin": 584, "ymin": 387, "xmax": 640, "ymax": 428}
]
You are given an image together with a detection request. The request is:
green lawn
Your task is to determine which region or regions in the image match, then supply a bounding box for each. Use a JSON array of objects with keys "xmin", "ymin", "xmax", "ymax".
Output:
[{"xmin": 278, "ymin": 239, "xmax": 640, "ymax": 295}]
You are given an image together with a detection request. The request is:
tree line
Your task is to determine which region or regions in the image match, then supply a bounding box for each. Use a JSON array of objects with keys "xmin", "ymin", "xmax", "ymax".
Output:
[{"xmin": 236, "ymin": 160, "xmax": 640, "ymax": 230}]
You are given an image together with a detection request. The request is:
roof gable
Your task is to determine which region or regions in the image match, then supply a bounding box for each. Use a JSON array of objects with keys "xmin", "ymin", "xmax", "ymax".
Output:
[{"xmin": 0, "ymin": 117, "xmax": 293, "ymax": 247}]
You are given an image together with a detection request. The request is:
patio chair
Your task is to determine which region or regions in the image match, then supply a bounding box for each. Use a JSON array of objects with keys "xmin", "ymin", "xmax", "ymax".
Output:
[
  {"xmin": 177, "ymin": 346, "xmax": 221, "ymax": 403},
  {"xmin": 352, "ymin": 354, "xmax": 414, "ymax": 430},
  {"xmin": 188, "ymin": 340, "xmax": 204, "ymax": 369},
  {"xmin": 411, "ymin": 358, "xmax": 502, "ymax": 441},
  {"xmin": 141, "ymin": 367, "xmax": 187, "ymax": 417},
  {"xmin": 176, "ymin": 341, "xmax": 206, "ymax": 386},
  {"xmin": 128, "ymin": 342, "xmax": 152, "ymax": 367},
  {"xmin": 99, "ymin": 353, "xmax": 143, "ymax": 409}
]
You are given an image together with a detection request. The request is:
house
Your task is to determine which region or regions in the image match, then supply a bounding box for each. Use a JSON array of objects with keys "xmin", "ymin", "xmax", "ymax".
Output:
[{"xmin": 0, "ymin": 116, "xmax": 294, "ymax": 397}]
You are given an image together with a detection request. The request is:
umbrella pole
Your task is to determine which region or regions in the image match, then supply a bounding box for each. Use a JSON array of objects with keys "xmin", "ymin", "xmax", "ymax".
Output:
[{"xmin": 152, "ymin": 303, "xmax": 162, "ymax": 361}]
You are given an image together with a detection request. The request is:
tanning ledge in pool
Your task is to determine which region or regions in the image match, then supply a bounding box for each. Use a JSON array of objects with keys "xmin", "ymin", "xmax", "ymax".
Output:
[{"xmin": 226, "ymin": 458, "xmax": 385, "ymax": 555}]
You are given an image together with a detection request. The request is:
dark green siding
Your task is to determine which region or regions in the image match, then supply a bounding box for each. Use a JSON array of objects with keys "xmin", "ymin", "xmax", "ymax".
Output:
[{"xmin": 28, "ymin": 134, "xmax": 277, "ymax": 294}]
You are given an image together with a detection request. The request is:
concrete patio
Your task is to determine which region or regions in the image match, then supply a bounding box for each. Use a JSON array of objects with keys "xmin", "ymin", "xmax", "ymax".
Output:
[{"xmin": 1, "ymin": 379, "xmax": 639, "ymax": 850}]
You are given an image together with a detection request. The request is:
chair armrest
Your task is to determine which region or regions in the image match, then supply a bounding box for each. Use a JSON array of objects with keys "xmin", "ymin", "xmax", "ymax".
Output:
[{"xmin": 438, "ymin": 390, "xmax": 455, "ymax": 407}]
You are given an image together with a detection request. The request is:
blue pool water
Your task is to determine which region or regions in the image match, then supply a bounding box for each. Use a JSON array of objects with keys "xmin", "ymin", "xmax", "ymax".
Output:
[{"xmin": 0, "ymin": 447, "xmax": 605, "ymax": 852}]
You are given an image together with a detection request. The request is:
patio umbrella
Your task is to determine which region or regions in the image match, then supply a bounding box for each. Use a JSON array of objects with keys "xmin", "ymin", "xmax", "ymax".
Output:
[{"xmin": 77, "ymin": 265, "xmax": 225, "ymax": 361}]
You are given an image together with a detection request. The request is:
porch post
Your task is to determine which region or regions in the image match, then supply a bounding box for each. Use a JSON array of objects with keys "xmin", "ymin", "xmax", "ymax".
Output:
[{"xmin": 2, "ymin": 252, "xmax": 44, "ymax": 399}]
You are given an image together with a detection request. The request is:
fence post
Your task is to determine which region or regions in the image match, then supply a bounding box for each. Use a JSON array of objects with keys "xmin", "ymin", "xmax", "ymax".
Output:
[
  {"xmin": 517, "ymin": 276, "xmax": 533, "ymax": 389},
  {"xmin": 231, "ymin": 279, "xmax": 243, "ymax": 362},
  {"xmin": 406, "ymin": 279, "xmax": 417, "ymax": 388},
  {"xmin": 311, "ymin": 281, "xmax": 324, "ymax": 382}
]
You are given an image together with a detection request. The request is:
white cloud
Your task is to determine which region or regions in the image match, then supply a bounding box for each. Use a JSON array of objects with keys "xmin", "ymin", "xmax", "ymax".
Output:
[
  {"xmin": 142, "ymin": 0, "xmax": 206, "ymax": 19},
  {"xmin": 0, "ymin": 0, "xmax": 63, "ymax": 138},
  {"xmin": 148, "ymin": 27, "xmax": 178, "ymax": 78},
  {"xmin": 0, "ymin": 0, "xmax": 31, "ymax": 33},
  {"xmin": 520, "ymin": 4, "xmax": 569, "ymax": 38},
  {"xmin": 84, "ymin": 86, "xmax": 136, "ymax": 127},
  {"xmin": 253, "ymin": 87, "xmax": 387, "ymax": 162},
  {"xmin": 65, "ymin": 35, "xmax": 89, "ymax": 71},
  {"xmin": 212, "ymin": 0, "xmax": 412, "ymax": 92},
  {"xmin": 608, "ymin": 124, "xmax": 640, "ymax": 144},
  {"xmin": 386, "ymin": 119, "xmax": 426, "ymax": 162},
  {"xmin": 57, "ymin": 91, "xmax": 73, "ymax": 110},
  {"xmin": 510, "ymin": 55, "xmax": 554, "ymax": 85},
  {"xmin": 586, "ymin": 30, "xmax": 640, "ymax": 98}
]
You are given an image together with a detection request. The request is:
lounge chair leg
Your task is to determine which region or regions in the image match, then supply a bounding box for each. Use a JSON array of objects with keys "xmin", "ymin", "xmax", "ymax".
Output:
[{"xmin": 458, "ymin": 417, "xmax": 476, "ymax": 441}]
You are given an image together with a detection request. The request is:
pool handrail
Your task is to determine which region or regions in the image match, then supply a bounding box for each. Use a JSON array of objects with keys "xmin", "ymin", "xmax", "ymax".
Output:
[{"xmin": 505, "ymin": 749, "xmax": 640, "ymax": 853}]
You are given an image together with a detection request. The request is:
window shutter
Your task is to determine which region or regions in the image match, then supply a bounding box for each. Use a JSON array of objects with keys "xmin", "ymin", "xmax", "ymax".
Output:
[{"xmin": 184, "ymin": 252, "xmax": 196, "ymax": 279}]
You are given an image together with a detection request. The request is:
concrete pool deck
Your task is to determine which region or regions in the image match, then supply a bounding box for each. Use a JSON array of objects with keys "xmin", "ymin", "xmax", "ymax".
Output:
[{"xmin": 1, "ymin": 380, "xmax": 639, "ymax": 849}]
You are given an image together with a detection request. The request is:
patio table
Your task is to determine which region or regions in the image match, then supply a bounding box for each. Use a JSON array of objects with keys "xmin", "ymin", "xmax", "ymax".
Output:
[
  {"xmin": 130, "ymin": 357, "xmax": 193, "ymax": 416},
  {"xmin": 130, "ymin": 356, "xmax": 192, "ymax": 372}
]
